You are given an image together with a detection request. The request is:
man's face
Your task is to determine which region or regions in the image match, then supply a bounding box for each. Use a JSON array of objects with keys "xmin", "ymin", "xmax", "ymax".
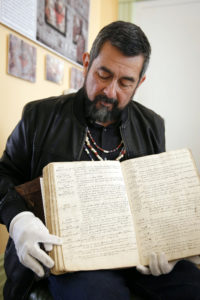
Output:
[{"xmin": 83, "ymin": 41, "xmax": 146, "ymax": 125}]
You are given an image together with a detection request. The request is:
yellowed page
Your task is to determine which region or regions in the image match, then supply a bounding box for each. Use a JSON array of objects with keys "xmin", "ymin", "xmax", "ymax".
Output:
[
  {"xmin": 121, "ymin": 148, "xmax": 200, "ymax": 265},
  {"xmin": 50, "ymin": 160, "xmax": 139, "ymax": 271},
  {"xmin": 43, "ymin": 165, "xmax": 65, "ymax": 273}
]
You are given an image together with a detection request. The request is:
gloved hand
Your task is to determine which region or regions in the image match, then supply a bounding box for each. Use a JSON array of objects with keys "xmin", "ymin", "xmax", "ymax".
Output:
[
  {"xmin": 136, "ymin": 252, "xmax": 200, "ymax": 276},
  {"xmin": 9, "ymin": 211, "xmax": 62, "ymax": 277}
]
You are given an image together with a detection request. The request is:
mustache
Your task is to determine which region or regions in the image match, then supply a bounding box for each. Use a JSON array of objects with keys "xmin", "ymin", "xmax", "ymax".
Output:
[{"xmin": 94, "ymin": 94, "xmax": 118, "ymax": 105}]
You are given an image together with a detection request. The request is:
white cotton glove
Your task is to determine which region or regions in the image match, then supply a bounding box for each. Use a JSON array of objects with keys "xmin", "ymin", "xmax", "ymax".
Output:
[
  {"xmin": 9, "ymin": 211, "xmax": 62, "ymax": 277},
  {"xmin": 136, "ymin": 252, "xmax": 200, "ymax": 276}
]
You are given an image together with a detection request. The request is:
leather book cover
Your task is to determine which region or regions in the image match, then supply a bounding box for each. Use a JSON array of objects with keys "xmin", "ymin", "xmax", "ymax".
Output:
[{"xmin": 15, "ymin": 177, "xmax": 45, "ymax": 224}]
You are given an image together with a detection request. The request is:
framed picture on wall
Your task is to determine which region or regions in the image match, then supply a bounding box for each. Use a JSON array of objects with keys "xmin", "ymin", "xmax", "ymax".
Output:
[
  {"xmin": 8, "ymin": 34, "xmax": 36, "ymax": 82},
  {"xmin": 45, "ymin": 0, "xmax": 66, "ymax": 35},
  {"xmin": 46, "ymin": 54, "xmax": 64, "ymax": 84},
  {"xmin": 37, "ymin": 0, "xmax": 89, "ymax": 65}
]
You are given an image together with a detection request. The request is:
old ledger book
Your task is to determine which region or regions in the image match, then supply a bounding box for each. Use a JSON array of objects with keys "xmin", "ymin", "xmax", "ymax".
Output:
[{"xmin": 41, "ymin": 148, "xmax": 200, "ymax": 274}]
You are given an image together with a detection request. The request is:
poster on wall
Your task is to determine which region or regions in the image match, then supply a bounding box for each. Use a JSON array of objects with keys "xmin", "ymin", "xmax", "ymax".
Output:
[
  {"xmin": 37, "ymin": 0, "xmax": 90, "ymax": 65},
  {"xmin": 0, "ymin": 0, "xmax": 37, "ymax": 39},
  {"xmin": 8, "ymin": 34, "xmax": 36, "ymax": 82},
  {"xmin": 0, "ymin": 0, "xmax": 90, "ymax": 66},
  {"xmin": 46, "ymin": 54, "xmax": 64, "ymax": 84}
]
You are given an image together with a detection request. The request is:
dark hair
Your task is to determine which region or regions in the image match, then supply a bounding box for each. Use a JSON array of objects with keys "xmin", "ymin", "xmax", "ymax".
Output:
[{"xmin": 89, "ymin": 21, "xmax": 151, "ymax": 79}]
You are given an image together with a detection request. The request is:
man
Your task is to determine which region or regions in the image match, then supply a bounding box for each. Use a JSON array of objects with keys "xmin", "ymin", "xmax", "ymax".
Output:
[{"xmin": 0, "ymin": 21, "xmax": 200, "ymax": 300}]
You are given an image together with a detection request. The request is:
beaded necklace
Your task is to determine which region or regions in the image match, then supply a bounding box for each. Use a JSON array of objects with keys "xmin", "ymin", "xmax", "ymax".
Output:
[
  {"xmin": 84, "ymin": 129, "xmax": 126, "ymax": 161},
  {"xmin": 87, "ymin": 129, "xmax": 123, "ymax": 154}
]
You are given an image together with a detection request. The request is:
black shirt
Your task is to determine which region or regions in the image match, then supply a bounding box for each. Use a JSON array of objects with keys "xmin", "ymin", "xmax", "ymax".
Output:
[
  {"xmin": 80, "ymin": 111, "xmax": 128, "ymax": 161},
  {"xmin": 81, "ymin": 121, "xmax": 122, "ymax": 161}
]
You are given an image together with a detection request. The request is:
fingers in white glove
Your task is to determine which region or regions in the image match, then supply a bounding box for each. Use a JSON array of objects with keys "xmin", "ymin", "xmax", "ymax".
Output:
[
  {"xmin": 136, "ymin": 264, "xmax": 151, "ymax": 275},
  {"xmin": 43, "ymin": 233, "xmax": 62, "ymax": 246},
  {"xmin": 9, "ymin": 211, "xmax": 62, "ymax": 277},
  {"xmin": 43, "ymin": 243, "xmax": 53, "ymax": 252},
  {"xmin": 29, "ymin": 244, "xmax": 54, "ymax": 268},
  {"xmin": 149, "ymin": 252, "xmax": 161, "ymax": 276},
  {"xmin": 137, "ymin": 252, "xmax": 179, "ymax": 276},
  {"xmin": 20, "ymin": 243, "xmax": 54, "ymax": 277},
  {"xmin": 22, "ymin": 253, "xmax": 45, "ymax": 277},
  {"xmin": 136, "ymin": 253, "xmax": 200, "ymax": 277},
  {"xmin": 20, "ymin": 235, "xmax": 61, "ymax": 277},
  {"xmin": 43, "ymin": 234, "xmax": 62, "ymax": 252},
  {"xmin": 150, "ymin": 252, "xmax": 178, "ymax": 276},
  {"xmin": 158, "ymin": 252, "xmax": 176, "ymax": 274}
]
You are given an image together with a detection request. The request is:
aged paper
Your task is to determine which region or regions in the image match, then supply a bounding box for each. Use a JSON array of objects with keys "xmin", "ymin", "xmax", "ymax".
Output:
[
  {"xmin": 50, "ymin": 161, "xmax": 139, "ymax": 271},
  {"xmin": 42, "ymin": 148, "xmax": 200, "ymax": 272},
  {"xmin": 122, "ymin": 149, "xmax": 200, "ymax": 265}
]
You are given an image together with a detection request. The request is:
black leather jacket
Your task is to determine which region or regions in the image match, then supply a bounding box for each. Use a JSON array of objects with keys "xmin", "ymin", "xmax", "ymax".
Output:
[{"xmin": 0, "ymin": 88, "xmax": 165, "ymax": 300}]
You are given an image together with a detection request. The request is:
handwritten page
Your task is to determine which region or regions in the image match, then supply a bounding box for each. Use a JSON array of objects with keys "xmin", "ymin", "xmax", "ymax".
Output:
[
  {"xmin": 51, "ymin": 161, "xmax": 139, "ymax": 271},
  {"xmin": 121, "ymin": 148, "xmax": 200, "ymax": 265}
]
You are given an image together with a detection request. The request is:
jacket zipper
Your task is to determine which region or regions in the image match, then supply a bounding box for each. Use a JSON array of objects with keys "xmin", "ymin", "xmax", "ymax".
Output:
[
  {"xmin": 77, "ymin": 127, "xmax": 88, "ymax": 161},
  {"xmin": 120, "ymin": 125, "xmax": 129, "ymax": 159}
]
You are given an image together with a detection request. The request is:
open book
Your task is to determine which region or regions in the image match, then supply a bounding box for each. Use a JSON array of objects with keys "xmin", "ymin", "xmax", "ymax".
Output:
[{"xmin": 40, "ymin": 148, "xmax": 200, "ymax": 274}]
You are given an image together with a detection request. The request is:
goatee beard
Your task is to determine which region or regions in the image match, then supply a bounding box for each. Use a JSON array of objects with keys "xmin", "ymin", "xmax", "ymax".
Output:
[{"xmin": 84, "ymin": 89, "xmax": 122, "ymax": 124}]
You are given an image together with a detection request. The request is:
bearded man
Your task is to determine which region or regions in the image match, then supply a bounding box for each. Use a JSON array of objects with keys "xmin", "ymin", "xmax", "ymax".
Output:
[{"xmin": 1, "ymin": 21, "xmax": 200, "ymax": 300}]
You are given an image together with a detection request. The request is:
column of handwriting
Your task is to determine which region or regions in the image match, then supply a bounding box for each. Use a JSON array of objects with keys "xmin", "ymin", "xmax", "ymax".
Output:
[
  {"xmin": 122, "ymin": 149, "xmax": 200, "ymax": 262},
  {"xmin": 53, "ymin": 161, "xmax": 137, "ymax": 261}
]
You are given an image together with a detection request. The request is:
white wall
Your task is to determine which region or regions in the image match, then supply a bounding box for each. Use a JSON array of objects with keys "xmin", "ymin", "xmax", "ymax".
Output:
[{"xmin": 133, "ymin": 0, "xmax": 200, "ymax": 170}]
